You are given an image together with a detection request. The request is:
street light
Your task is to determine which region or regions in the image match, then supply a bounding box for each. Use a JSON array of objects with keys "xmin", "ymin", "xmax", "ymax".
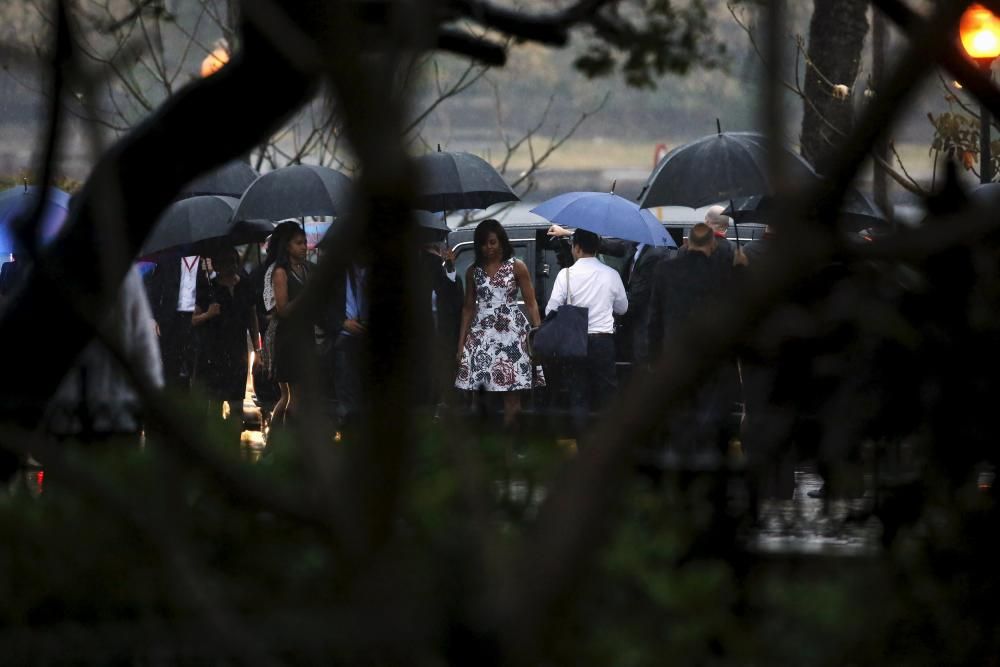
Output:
[
  {"xmin": 960, "ymin": 4, "xmax": 1000, "ymax": 183},
  {"xmin": 200, "ymin": 40, "xmax": 230, "ymax": 78}
]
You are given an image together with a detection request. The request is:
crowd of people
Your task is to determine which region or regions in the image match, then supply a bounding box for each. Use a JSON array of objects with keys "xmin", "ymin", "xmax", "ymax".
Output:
[
  {"xmin": 138, "ymin": 204, "xmax": 773, "ymax": 454},
  {"xmin": 0, "ymin": 204, "xmax": 775, "ymax": 475}
]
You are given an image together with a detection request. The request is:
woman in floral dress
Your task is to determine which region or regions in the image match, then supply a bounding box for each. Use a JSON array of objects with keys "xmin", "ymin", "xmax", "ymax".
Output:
[{"xmin": 455, "ymin": 219, "xmax": 544, "ymax": 426}]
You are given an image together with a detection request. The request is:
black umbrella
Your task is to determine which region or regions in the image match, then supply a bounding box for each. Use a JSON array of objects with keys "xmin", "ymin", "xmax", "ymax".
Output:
[
  {"xmin": 415, "ymin": 149, "xmax": 518, "ymax": 212},
  {"xmin": 178, "ymin": 161, "xmax": 259, "ymax": 199},
  {"xmin": 637, "ymin": 131, "xmax": 819, "ymax": 209},
  {"xmin": 722, "ymin": 189, "xmax": 888, "ymax": 231},
  {"xmin": 140, "ymin": 195, "xmax": 273, "ymax": 259},
  {"xmin": 233, "ymin": 164, "xmax": 352, "ymax": 222},
  {"xmin": 320, "ymin": 210, "xmax": 449, "ymax": 249}
]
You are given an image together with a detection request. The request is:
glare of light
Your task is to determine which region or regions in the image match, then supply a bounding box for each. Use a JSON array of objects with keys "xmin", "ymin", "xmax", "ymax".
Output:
[
  {"xmin": 960, "ymin": 5, "xmax": 1000, "ymax": 60},
  {"xmin": 200, "ymin": 47, "xmax": 229, "ymax": 78},
  {"xmin": 973, "ymin": 30, "xmax": 1000, "ymax": 57},
  {"xmin": 222, "ymin": 401, "xmax": 230, "ymax": 420}
]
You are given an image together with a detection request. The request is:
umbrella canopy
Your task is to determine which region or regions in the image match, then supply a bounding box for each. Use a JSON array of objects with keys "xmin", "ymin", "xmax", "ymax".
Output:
[
  {"xmin": 637, "ymin": 131, "xmax": 819, "ymax": 209},
  {"xmin": 415, "ymin": 150, "xmax": 518, "ymax": 212},
  {"xmin": 178, "ymin": 161, "xmax": 259, "ymax": 199},
  {"xmin": 530, "ymin": 192, "xmax": 675, "ymax": 247},
  {"xmin": 318, "ymin": 210, "xmax": 449, "ymax": 249},
  {"xmin": 233, "ymin": 164, "xmax": 352, "ymax": 222},
  {"xmin": 141, "ymin": 195, "xmax": 273, "ymax": 259},
  {"xmin": 0, "ymin": 186, "xmax": 71, "ymax": 254},
  {"xmin": 722, "ymin": 189, "xmax": 888, "ymax": 231}
]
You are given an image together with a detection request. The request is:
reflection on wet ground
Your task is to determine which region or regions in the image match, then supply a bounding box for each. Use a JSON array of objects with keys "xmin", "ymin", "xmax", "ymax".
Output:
[
  {"xmin": 17, "ymin": 426, "xmax": 882, "ymax": 557},
  {"xmin": 753, "ymin": 467, "xmax": 880, "ymax": 556}
]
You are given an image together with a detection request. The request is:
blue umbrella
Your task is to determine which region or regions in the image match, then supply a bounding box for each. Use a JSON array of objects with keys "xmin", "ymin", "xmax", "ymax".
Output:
[
  {"xmin": 530, "ymin": 192, "xmax": 675, "ymax": 247},
  {"xmin": 0, "ymin": 185, "xmax": 71, "ymax": 253}
]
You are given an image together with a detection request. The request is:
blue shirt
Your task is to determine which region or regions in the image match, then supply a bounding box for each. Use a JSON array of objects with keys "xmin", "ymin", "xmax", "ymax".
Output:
[{"xmin": 342, "ymin": 265, "xmax": 368, "ymax": 336}]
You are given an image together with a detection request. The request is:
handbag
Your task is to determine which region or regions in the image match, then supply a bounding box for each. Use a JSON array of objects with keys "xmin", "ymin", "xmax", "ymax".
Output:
[{"xmin": 528, "ymin": 266, "xmax": 589, "ymax": 361}]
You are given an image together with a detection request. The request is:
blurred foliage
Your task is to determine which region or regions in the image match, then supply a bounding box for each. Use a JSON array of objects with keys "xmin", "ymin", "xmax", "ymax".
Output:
[
  {"xmin": 928, "ymin": 109, "xmax": 1000, "ymax": 179},
  {"xmin": 0, "ymin": 402, "xmax": 998, "ymax": 663}
]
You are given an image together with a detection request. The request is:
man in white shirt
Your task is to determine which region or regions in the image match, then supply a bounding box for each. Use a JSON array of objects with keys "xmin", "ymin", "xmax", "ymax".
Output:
[{"xmin": 545, "ymin": 229, "xmax": 628, "ymax": 434}]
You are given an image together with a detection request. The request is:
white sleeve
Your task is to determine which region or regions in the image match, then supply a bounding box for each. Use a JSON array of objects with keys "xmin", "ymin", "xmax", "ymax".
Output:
[
  {"xmin": 545, "ymin": 269, "xmax": 568, "ymax": 315},
  {"xmin": 612, "ymin": 271, "xmax": 628, "ymax": 315}
]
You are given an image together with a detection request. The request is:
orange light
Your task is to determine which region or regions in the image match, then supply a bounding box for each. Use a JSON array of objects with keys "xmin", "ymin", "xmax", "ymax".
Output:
[
  {"xmin": 960, "ymin": 4, "xmax": 1000, "ymax": 60},
  {"xmin": 200, "ymin": 47, "xmax": 229, "ymax": 78}
]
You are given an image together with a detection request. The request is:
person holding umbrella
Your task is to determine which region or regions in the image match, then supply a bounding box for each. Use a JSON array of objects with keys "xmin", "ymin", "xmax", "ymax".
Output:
[
  {"xmin": 192, "ymin": 247, "xmax": 261, "ymax": 442},
  {"xmin": 415, "ymin": 214, "xmax": 463, "ymax": 417},
  {"xmin": 455, "ymin": 220, "xmax": 544, "ymax": 428}
]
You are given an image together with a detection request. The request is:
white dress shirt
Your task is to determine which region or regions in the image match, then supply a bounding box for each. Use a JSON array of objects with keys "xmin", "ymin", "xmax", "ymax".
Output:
[
  {"xmin": 545, "ymin": 256, "xmax": 628, "ymax": 334},
  {"xmin": 176, "ymin": 255, "xmax": 199, "ymax": 312}
]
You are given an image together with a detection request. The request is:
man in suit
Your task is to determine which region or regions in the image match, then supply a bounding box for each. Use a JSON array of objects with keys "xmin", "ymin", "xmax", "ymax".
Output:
[
  {"xmin": 417, "ymin": 236, "xmax": 463, "ymax": 412},
  {"xmin": 546, "ymin": 224, "xmax": 669, "ymax": 366},
  {"xmin": 146, "ymin": 254, "xmax": 203, "ymax": 391},
  {"xmin": 648, "ymin": 223, "xmax": 740, "ymax": 461}
]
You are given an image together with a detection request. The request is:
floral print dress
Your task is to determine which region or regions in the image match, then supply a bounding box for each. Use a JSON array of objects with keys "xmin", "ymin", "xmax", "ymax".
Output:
[{"xmin": 455, "ymin": 258, "xmax": 544, "ymax": 392}]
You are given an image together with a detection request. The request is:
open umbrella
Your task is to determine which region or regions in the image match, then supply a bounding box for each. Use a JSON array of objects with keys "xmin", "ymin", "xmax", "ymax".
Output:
[
  {"xmin": 530, "ymin": 192, "xmax": 674, "ymax": 247},
  {"xmin": 722, "ymin": 189, "xmax": 888, "ymax": 231},
  {"xmin": 637, "ymin": 131, "xmax": 819, "ymax": 209},
  {"xmin": 178, "ymin": 160, "xmax": 259, "ymax": 199},
  {"xmin": 415, "ymin": 149, "xmax": 518, "ymax": 212},
  {"xmin": 0, "ymin": 185, "xmax": 71, "ymax": 253},
  {"xmin": 233, "ymin": 164, "xmax": 352, "ymax": 222},
  {"xmin": 318, "ymin": 210, "xmax": 449, "ymax": 249},
  {"xmin": 140, "ymin": 195, "xmax": 273, "ymax": 259}
]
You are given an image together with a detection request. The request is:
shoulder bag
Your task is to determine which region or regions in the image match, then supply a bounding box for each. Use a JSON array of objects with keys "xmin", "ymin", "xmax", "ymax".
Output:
[{"xmin": 528, "ymin": 267, "xmax": 589, "ymax": 361}]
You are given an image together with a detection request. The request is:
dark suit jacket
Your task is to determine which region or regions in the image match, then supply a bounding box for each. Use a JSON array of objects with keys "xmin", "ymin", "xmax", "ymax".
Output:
[
  {"xmin": 600, "ymin": 239, "xmax": 670, "ymax": 363},
  {"xmin": 648, "ymin": 250, "xmax": 727, "ymax": 362},
  {"xmin": 742, "ymin": 236, "xmax": 773, "ymax": 265},
  {"xmin": 677, "ymin": 235, "xmax": 735, "ymax": 270},
  {"xmin": 145, "ymin": 257, "xmax": 184, "ymax": 324}
]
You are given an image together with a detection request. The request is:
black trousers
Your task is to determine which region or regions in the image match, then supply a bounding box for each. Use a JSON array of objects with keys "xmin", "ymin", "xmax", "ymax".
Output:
[
  {"xmin": 335, "ymin": 334, "xmax": 367, "ymax": 421},
  {"xmin": 565, "ymin": 334, "xmax": 618, "ymax": 436},
  {"xmin": 159, "ymin": 311, "xmax": 195, "ymax": 392}
]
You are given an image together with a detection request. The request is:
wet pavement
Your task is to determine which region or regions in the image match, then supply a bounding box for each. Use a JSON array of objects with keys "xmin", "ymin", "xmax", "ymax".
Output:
[
  {"xmin": 752, "ymin": 466, "xmax": 880, "ymax": 556},
  {"xmin": 15, "ymin": 416, "xmax": 883, "ymax": 558}
]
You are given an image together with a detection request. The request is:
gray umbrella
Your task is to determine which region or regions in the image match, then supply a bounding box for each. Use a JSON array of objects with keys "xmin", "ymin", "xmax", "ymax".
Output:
[
  {"xmin": 178, "ymin": 161, "xmax": 258, "ymax": 199},
  {"xmin": 637, "ymin": 131, "xmax": 819, "ymax": 209},
  {"xmin": 233, "ymin": 164, "xmax": 352, "ymax": 222},
  {"xmin": 140, "ymin": 195, "xmax": 273, "ymax": 259},
  {"xmin": 415, "ymin": 149, "xmax": 518, "ymax": 212}
]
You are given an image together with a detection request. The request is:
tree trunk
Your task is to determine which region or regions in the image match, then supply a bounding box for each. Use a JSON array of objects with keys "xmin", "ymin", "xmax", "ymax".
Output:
[{"xmin": 800, "ymin": 0, "xmax": 870, "ymax": 174}]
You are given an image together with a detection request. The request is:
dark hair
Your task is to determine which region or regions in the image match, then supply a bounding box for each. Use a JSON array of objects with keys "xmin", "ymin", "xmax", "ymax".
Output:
[
  {"xmin": 473, "ymin": 219, "xmax": 513, "ymax": 266},
  {"xmin": 688, "ymin": 222, "xmax": 714, "ymax": 249},
  {"xmin": 266, "ymin": 221, "xmax": 303, "ymax": 269},
  {"xmin": 273, "ymin": 225, "xmax": 306, "ymax": 270},
  {"xmin": 572, "ymin": 229, "xmax": 600, "ymax": 255},
  {"xmin": 211, "ymin": 246, "xmax": 240, "ymax": 269}
]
